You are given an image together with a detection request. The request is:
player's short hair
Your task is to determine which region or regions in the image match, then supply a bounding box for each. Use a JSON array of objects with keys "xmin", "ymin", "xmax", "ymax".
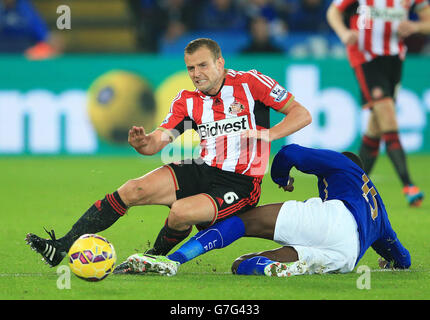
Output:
[
  {"xmin": 342, "ymin": 151, "xmax": 365, "ymax": 171},
  {"xmin": 184, "ymin": 38, "xmax": 222, "ymax": 60}
]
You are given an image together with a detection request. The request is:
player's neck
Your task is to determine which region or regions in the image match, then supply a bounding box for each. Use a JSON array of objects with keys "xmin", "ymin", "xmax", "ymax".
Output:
[{"xmin": 202, "ymin": 70, "xmax": 227, "ymax": 97}]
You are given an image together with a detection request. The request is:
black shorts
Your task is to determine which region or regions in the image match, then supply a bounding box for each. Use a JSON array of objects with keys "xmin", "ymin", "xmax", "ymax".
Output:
[
  {"xmin": 353, "ymin": 55, "xmax": 402, "ymax": 108},
  {"xmin": 165, "ymin": 159, "xmax": 262, "ymax": 228}
]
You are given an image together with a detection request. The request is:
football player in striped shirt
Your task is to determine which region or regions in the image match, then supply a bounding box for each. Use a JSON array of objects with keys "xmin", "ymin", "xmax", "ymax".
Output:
[
  {"xmin": 327, "ymin": 0, "xmax": 430, "ymax": 206},
  {"xmin": 26, "ymin": 38, "xmax": 312, "ymax": 267}
]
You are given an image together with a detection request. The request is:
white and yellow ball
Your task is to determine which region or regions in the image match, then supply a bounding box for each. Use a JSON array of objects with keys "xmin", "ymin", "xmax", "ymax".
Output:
[{"xmin": 68, "ymin": 234, "xmax": 116, "ymax": 282}]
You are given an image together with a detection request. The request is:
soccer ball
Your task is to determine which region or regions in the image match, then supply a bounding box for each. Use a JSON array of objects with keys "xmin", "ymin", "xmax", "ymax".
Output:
[
  {"xmin": 87, "ymin": 70, "xmax": 156, "ymax": 144},
  {"xmin": 68, "ymin": 234, "xmax": 116, "ymax": 282}
]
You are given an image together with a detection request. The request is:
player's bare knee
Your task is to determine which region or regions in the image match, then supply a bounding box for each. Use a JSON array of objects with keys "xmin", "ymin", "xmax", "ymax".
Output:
[{"xmin": 119, "ymin": 178, "xmax": 150, "ymax": 206}]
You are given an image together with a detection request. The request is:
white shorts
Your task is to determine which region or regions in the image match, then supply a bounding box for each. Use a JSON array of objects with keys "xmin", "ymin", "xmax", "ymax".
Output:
[{"xmin": 274, "ymin": 198, "xmax": 360, "ymax": 275}]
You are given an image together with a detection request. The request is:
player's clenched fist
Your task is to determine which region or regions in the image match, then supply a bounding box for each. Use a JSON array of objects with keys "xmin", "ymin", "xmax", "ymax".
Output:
[
  {"xmin": 128, "ymin": 126, "xmax": 149, "ymax": 149},
  {"xmin": 278, "ymin": 177, "xmax": 295, "ymax": 192}
]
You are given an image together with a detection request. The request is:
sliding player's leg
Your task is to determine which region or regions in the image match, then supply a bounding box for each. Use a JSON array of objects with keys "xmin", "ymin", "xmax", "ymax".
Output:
[
  {"xmin": 147, "ymin": 193, "xmax": 218, "ymax": 257},
  {"xmin": 116, "ymin": 203, "xmax": 283, "ymax": 275},
  {"xmin": 26, "ymin": 165, "xmax": 177, "ymax": 267},
  {"xmin": 119, "ymin": 193, "xmax": 218, "ymax": 275},
  {"xmin": 166, "ymin": 202, "xmax": 282, "ymax": 264},
  {"xmin": 235, "ymin": 198, "xmax": 361, "ymax": 277},
  {"xmin": 147, "ymin": 162, "xmax": 262, "ymax": 255}
]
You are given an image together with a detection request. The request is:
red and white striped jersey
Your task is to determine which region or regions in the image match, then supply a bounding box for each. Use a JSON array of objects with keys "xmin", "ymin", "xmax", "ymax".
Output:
[
  {"xmin": 159, "ymin": 69, "xmax": 294, "ymax": 178},
  {"xmin": 334, "ymin": 0, "xmax": 430, "ymax": 67}
]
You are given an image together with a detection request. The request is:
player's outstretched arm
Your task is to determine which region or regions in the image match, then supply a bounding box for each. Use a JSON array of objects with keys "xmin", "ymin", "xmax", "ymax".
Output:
[
  {"xmin": 268, "ymin": 100, "xmax": 312, "ymax": 142},
  {"xmin": 128, "ymin": 126, "xmax": 171, "ymax": 156},
  {"xmin": 271, "ymin": 144, "xmax": 342, "ymax": 187}
]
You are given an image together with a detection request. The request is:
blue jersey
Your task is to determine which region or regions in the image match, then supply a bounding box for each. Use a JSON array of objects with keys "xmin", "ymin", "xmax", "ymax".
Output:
[
  {"xmin": 0, "ymin": 0, "xmax": 48, "ymax": 52},
  {"xmin": 271, "ymin": 144, "xmax": 410, "ymax": 267}
]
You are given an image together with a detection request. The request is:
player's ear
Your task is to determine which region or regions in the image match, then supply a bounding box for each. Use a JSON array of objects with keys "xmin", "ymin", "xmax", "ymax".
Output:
[{"xmin": 216, "ymin": 56, "xmax": 225, "ymax": 70}]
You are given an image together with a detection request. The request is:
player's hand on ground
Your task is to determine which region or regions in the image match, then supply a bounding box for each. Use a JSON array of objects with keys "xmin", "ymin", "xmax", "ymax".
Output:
[
  {"xmin": 340, "ymin": 29, "xmax": 358, "ymax": 46},
  {"xmin": 278, "ymin": 177, "xmax": 294, "ymax": 192},
  {"xmin": 128, "ymin": 126, "xmax": 149, "ymax": 149},
  {"xmin": 378, "ymin": 257, "xmax": 391, "ymax": 269}
]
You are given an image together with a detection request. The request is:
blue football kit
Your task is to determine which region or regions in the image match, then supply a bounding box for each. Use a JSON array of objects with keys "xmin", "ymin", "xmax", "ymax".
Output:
[
  {"xmin": 166, "ymin": 144, "xmax": 410, "ymax": 272},
  {"xmin": 271, "ymin": 144, "xmax": 410, "ymax": 268}
]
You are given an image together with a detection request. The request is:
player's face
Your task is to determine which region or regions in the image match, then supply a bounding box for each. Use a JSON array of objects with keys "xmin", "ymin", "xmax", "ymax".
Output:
[{"xmin": 184, "ymin": 47, "xmax": 225, "ymax": 95}]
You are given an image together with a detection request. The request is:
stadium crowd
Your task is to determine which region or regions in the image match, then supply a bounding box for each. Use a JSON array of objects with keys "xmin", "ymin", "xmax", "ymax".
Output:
[
  {"xmin": 0, "ymin": 0, "xmax": 429, "ymax": 56},
  {"xmin": 129, "ymin": 0, "xmax": 335, "ymax": 53},
  {"xmin": 128, "ymin": 0, "xmax": 429, "ymax": 55}
]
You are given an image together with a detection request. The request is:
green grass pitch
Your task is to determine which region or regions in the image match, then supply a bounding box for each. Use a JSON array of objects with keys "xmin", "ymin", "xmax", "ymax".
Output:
[{"xmin": 1, "ymin": 154, "xmax": 429, "ymax": 301}]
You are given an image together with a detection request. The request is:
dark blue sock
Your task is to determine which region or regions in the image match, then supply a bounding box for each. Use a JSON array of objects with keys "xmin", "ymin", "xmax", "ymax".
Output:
[
  {"xmin": 168, "ymin": 216, "xmax": 245, "ymax": 264},
  {"xmin": 235, "ymin": 256, "xmax": 274, "ymax": 275}
]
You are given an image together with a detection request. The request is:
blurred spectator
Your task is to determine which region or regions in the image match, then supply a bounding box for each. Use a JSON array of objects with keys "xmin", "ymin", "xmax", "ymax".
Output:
[
  {"xmin": 159, "ymin": 0, "xmax": 201, "ymax": 43},
  {"xmin": 197, "ymin": 0, "xmax": 246, "ymax": 32},
  {"xmin": 0, "ymin": 0, "xmax": 58, "ymax": 58},
  {"xmin": 127, "ymin": 0, "xmax": 163, "ymax": 52},
  {"xmin": 239, "ymin": 0, "xmax": 287, "ymax": 37},
  {"xmin": 127, "ymin": 0, "xmax": 428, "ymax": 56},
  {"xmin": 128, "ymin": 0, "xmax": 200, "ymax": 52},
  {"xmin": 286, "ymin": 0, "xmax": 331, "ymax": 32},
  {"xmin": 241, "ymin": 15, "xmax": 284, "ymax": 54}
]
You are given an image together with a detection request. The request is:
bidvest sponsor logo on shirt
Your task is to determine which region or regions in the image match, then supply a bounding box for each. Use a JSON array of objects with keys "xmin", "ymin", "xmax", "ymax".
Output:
[
  {"xmin": 368, "ymin": 7, "xmax": 407, "ymax": 21},
  {"xmin": 197, "ymin": 115, "xmax": 249, "ymax": 139}
]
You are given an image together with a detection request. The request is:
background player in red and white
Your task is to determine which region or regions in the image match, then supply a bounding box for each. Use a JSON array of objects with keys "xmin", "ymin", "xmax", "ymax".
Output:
[
  {"xmin": 327, "ymin": 0, "xmax": 430, "ymax": 206},
  {"xmin": 26, "ymin": 38, "xmax": 312, "ymax": 266}
]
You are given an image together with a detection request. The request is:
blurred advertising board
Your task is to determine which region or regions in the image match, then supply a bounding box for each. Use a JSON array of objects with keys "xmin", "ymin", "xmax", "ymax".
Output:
[{"xmin": 0, "ymin": 55, "xmax": 428, "ymax": 155}]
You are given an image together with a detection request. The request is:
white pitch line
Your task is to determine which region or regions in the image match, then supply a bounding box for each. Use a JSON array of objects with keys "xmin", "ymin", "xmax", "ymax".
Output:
[
  {"xmin": 0, "ymin": 268, "xmax": 428, "ymax": 278},
  {"xmin": 0, "ymin": 273, "xmax": 48, "ymax": 277}
]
